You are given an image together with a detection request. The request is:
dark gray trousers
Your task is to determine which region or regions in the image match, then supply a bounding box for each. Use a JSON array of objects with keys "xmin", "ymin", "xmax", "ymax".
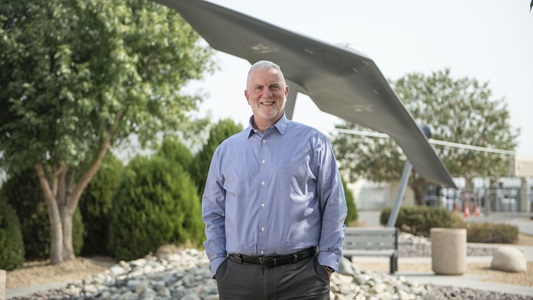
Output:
[{"xmin": 215, "ymin": 255, "xmax": 330, "ymax": 300}]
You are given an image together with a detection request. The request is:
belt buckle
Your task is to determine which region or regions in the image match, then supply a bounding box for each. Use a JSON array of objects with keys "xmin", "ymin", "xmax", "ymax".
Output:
[
  {"xmin": 259, "ymin": 256, "xmax": 278, "ymax": 267},
  {"xmin": 259, "ymin": 256, "xmax": 266, "ymax": 267}
]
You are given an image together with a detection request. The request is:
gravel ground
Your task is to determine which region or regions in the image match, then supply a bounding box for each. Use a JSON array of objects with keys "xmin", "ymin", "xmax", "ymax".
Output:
[{"xmin": 6, "ymin": 234, "xmax": 533, "ymax": 299}]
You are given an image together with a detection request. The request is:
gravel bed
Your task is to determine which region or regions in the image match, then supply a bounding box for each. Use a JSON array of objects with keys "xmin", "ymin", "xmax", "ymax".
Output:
[
  {"xmin": 10, "ymin": 285, "xmax": 533, "ymax": 300},
  {"xmin": 426, "ymin": 284, "xmax": 533, "ymax": 300},
  {"xmin": 398, "ymin": 244, "xmax": 497, "ymax": 257},
  {"xmin": 7, "ymin": 235, "xmax": 530, "ymax": 300}
]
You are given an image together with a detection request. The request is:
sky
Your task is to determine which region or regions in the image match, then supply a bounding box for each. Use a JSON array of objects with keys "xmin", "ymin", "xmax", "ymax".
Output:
[{"xmin": 186, "ymin": 0, "xmax": 533, "ymax": 157}]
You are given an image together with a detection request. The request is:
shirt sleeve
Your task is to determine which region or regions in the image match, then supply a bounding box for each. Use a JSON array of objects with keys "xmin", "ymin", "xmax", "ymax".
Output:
[
  {"xmin": 202, "ymin": 147, "xmax": 228, "ymax": 278},
  {"xmin": 316, "ymin": 137, "xmax": 347, "ymax": 271}
]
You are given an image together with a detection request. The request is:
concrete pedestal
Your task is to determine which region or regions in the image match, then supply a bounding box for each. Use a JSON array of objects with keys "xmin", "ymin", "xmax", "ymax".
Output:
[
  {"xmin": 0, "ymin": 269, "xmax": 5, "ymax": 300},
  {"xmin": 431, "ymin": 228, "xmax": 467, "ymax": 275}
]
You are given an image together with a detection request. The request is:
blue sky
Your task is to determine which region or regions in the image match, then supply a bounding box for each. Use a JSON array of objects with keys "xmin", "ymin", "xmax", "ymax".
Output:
[{"xmin": 187, "ymin": 0, "xmax": 533, "ymax": 157}]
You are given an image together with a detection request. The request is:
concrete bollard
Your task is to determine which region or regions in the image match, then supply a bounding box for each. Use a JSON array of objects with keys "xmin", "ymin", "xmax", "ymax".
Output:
[
  {"xmin": 0, "ymin": 269, "xmax": 5, "ymax": 300},
  {"xmin": 431, "ymin": 228, "xmax": 467, "ymax": 275}
]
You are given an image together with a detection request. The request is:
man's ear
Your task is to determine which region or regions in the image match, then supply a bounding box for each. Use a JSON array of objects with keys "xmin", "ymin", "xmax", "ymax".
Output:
[{"xmin": 245, "ymin": 90, "xmax": 250, "ymax": 104}]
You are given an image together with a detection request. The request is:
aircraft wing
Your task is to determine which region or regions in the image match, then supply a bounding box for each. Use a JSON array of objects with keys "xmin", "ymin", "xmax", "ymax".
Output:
[{"xmin": 152, "ymin": 0, "xmax": 456, "ymax": 188}]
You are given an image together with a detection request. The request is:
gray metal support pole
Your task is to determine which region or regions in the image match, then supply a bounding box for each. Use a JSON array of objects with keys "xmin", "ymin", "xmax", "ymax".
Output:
[
  {"xmin": 386, "ymin": 125, "xmax": 432, "ymax": 227},
  {"xmin": 386, "ymin": 161, "xmax": 413, "ymax": 227},
  {"xmin": 285, "ymin": 79, "xmax": 300, "ymax": 120}
]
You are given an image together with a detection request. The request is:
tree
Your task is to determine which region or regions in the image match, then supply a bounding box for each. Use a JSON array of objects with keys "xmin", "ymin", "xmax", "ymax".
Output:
[
  {"xmin": 332, "ymin": 69, "xmax": 519, "ymax": 205},
  {"xmin": 0, "ymin": 0, "xmax": 215, "ymax": 264}
]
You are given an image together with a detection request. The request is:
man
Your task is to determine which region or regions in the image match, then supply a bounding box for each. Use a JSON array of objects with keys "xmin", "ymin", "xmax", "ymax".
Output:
[{"xmin": 202, "ymin": 60, "xmax": 347, "ymax": 299}]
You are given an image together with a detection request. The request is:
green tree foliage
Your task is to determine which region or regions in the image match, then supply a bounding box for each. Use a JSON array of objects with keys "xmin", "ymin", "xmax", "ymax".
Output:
[
  {"xmin": 0, "ymin": 200, "xmax": 25, "ymax": 270},
  {"xmin": 342, "ymin": 177, "xmax": 358, "ymax": 225},
  {"xmin": 155, "ymin": 137, "xmax": 194, "ymax": 173},
  {"xmin": 192, "ymin": 119, "xmax": 243, "ymax": 196},
  {"xmin": 1, "ymin": 169, "xmax": 85, "ymax": 259},
  {"xmin": 0, "ymin": 0, "xmax": 214, "ymax": 263},
  {"xmin": 332, "ymin": 69, "xmax": 519, "ymax": 205},
  {"xmin": 108, "ymin": 155, "xmax": 203, "ymax": 261},
  {"xmin": 79, "ymin": 153, "xmax": 124, "ymax": 256}
]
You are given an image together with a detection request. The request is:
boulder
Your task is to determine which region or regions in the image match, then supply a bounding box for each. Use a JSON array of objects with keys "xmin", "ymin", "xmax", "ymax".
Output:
[{"xmin": 491, "ymin": 247, "xmax": 527, "ymax": 273}]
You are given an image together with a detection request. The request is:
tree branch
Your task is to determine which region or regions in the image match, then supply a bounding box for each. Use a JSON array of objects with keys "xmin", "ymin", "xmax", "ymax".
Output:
[
  {"xmin": 67, "ymin": 109, "xmax": 125, "ymax": 211},
  {"xmin": 51, "ymin": 163, "xmax": 66, "ymax": 198}
]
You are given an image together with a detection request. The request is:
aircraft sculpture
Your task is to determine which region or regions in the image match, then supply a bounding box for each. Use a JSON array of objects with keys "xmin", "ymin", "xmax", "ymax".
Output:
[{"xmin": 151, "ymin": 0, "xmax": 456, "ymax": 189}]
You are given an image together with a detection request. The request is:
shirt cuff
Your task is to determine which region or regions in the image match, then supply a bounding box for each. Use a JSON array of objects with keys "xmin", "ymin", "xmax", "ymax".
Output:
[
  {"xmin": 210, "ymin": 256, "xmax": 227, "ymax": 278},
  {"xmin": 318, "ymin": 251, "xmax": 340, "ymax": 272}
]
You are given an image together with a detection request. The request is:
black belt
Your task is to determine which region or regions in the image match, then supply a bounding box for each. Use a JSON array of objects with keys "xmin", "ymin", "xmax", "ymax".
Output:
[{"xmin": 229, "ymin": 247, "xmax": 317, "ymax": 268}]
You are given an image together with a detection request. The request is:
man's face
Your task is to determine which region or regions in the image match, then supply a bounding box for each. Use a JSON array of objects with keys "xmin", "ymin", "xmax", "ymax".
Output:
[{"xmin": 245, "ymin": 67, "xmax": 288, "ymax": 126}]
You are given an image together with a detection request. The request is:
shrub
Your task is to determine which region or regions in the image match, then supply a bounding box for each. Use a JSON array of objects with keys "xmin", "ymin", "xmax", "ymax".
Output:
[
  {"xmin": 450, "ymin": 211, "xmax": 467, "ymax": 229},
  {"xmin": 191, "ymin": 119, "xmax": 242, "ymax": 196},
  {"xmin": 380, "ymin": 206, "xmax": 453, "ymax": 237},
  {"xmin": 0, "ymin": 200, "xmax": 25, "ymax": 270},
  {"xmin": 1, "ymin": 169, "xmax": 85, "ymax": 259},
  {"xmin": 155, "ymin": 137, "xmax": 194, "ymax": 172},
  {"xmin": 108, "ymin": 155, "xmax": 204, "ymax": 261},
  {"xmin": 342, "ymin": 177, "xmax": 358, "ymax": 225},
  {"xmin": 467, "ymin": 222, "xmax": 519, "ymax": 244},
  {"xmin": 79, "ymin": 153, "xmax": 124, "ymax": 256}
]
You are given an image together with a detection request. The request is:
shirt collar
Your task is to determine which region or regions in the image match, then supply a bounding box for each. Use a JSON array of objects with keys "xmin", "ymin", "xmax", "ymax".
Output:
[{"xmin": 246, "ymin": 113, "xmax": 288, "ymax": 138}]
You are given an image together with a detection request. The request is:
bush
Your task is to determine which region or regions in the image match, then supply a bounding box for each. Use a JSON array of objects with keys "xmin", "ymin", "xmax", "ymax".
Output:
[
  {"xmin": 380, "ymin": 206, "xmax": 453, "ymax": 237},
  {"xmin": 155, "ymin": 137, "xmax": 194, "ymax": 172},
  {"xmin": 450, "ymin": 211, "xmax": 467, "ymax": 229},
  {"xmin": 0, "ymin": 200, "xmax": 25, "ymax": 270},
  {"xmin": 467, "ymin": 222, "xmax": 519, "ymax": 244},
  {"xmin": 191, "ymin": 119, "xmax": 242, "ymax": 196},
  {"xmin": 342, "ymin": 177, "xmax": 358, "ymax": 225},
  {"xmin": 1, "ymin": 169, "xmax": 85, "ymax": 259},
  {"xmin": 108, "ymin": 155, "xmax": 204, "ymax": 261},
  {"xmin": 79, "ymin": 153, "xmax": 124, "ymax": 256}
]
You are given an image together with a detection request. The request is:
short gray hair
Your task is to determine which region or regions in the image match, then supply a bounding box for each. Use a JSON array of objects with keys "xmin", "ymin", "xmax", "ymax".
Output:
[{"xmin": 247, "ymin": 60, "xmax": 286, "ymax": 83}]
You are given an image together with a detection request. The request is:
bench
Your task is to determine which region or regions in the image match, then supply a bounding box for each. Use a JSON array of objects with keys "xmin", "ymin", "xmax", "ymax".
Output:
[{"xmin": 342, "ymin": 227, "xmax": 399, "ymax": 274}]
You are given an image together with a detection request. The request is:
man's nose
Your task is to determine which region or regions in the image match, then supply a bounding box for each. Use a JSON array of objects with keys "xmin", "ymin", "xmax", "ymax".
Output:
[{"xmin": 261, "ymin": 89, "xmax": 273, "ymax": 98}]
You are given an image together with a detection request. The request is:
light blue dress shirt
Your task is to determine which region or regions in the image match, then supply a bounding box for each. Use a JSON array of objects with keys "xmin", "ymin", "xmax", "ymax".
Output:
[{"xmin": 202, "ymin": 114, "xmax": 347, "ymax": 277}]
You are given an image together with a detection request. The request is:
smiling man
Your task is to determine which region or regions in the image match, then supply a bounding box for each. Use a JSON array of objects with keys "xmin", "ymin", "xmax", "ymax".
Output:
[{"xmin": 202, "ymin": 60, "xmax": 347, "ymax": 299}]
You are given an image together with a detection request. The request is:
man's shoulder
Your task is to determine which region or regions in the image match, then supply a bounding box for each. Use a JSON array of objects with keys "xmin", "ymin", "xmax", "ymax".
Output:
[
  {"xmin": 218, "ymin": 127, "xmax": 249, "ymax": 147},
  {"xmin": 286, "ymin": 119, "xmax": 327, "ymax": 139}
]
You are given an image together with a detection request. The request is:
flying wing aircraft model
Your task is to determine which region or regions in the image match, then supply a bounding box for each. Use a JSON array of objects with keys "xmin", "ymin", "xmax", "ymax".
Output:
[{"xmin": 151, "ymin": 0, "xmax": 456, "ymax": 188}]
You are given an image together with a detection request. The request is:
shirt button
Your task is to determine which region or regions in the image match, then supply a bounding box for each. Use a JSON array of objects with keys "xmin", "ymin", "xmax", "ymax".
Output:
[
  {"xmin": 261, "ymin": 250, "xmax": 265, "ymax": 255},
  {"xmin": 262, "ymin": 159, "xmax": 266, "ymax": 164},
  {"xmin": 262, "ymin": 139, "xmax": 266, "ymax": 144},
  {"xmin": 260, "ymin": 227, "xmax": 265, "ymax": 232},
  {"xmin": 261, "ymin": 203, "xmax": 265, "ymax": 208},
  {"xmin": 261, "ymin": 181, "xmax": 265, "ymax": 186}
]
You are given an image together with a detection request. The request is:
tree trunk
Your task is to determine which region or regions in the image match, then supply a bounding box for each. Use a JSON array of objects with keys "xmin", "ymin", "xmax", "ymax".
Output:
[
  {"xmin": 34, "ymin": 110, "xmax": 123, "ymax": 264},
  {"xmin": 410, "ymin": 177, "xmax": 428, "ymax": 206},
  {"xmin": 35, "ymin": 164, "xmax": 64, "ymax": 264},
  {"xmin": 62, "ymin": 208, "xmax": 75, "ymax": 261},
  {"xmin": 464, "ymin": 177, "xmax": 474, "ymax": 193}
]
